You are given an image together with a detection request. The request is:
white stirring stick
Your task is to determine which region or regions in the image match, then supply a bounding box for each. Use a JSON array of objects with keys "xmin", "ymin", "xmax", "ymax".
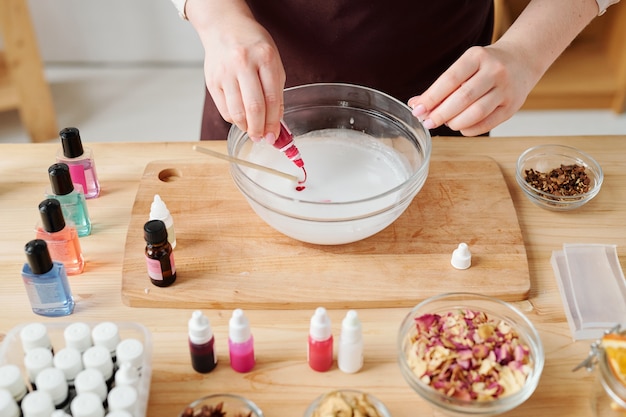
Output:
[{"xmin": 192, "ymin": 145, "xmax": 299, "ymax": 182}]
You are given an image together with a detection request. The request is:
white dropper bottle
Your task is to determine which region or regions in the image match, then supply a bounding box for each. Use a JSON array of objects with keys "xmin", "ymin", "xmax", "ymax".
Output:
[
  {"xmin": 149, "ymin": 194, "xmax": 176, "ymax": 249},
  {"xmin": 337, "ymin": 310, "xmax": 364, "ymax": 374}
]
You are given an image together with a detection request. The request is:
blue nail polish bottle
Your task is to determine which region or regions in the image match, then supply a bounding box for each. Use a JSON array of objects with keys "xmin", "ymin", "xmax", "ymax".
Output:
[
  {"xmin": 21, "ymin": 239, "xmax": 75, "ymax": 317},
  {"xmin": 46, "ymin": 163, "xmax": 92, "ymax": 237}
]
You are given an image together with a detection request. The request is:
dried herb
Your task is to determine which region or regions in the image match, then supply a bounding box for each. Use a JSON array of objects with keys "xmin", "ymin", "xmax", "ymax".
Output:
[{"xmin": 524, "ymin": 164, "xmax": 591, "ymax": 197}]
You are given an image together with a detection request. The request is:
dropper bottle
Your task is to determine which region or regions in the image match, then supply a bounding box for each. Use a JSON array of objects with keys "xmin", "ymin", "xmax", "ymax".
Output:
[
  {"xmin": 307, "ymin": 307, "xmax": 333, "ymax": 372},
  {"xmin": 337, "ymin": 310, "xmax": 364, "ymax": 374},
  {"xmin": 274, "ymin": 121, "xmax": 306, "ymax": 183},
  {"xmin": 188, "ymin": 310, "xmax": 217, "ymax": 374},
  {"xmin": 149, "ymin": 195, "xmax": 176, "ymax": 249},
  {"xmin": 228, "ymin": 309, "xmax": 255, "ymax": 373}
]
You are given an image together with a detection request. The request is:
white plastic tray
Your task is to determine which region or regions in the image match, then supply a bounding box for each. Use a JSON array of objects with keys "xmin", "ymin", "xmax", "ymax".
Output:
[{"xmin": 0, "ymin": 321, "xmax": 152, "ymax": 416}]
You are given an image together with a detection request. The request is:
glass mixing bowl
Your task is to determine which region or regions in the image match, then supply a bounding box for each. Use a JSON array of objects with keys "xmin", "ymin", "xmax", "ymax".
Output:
[{"xmin": 227, "ymin": 83, "xmax": 431, "ymax": 245}]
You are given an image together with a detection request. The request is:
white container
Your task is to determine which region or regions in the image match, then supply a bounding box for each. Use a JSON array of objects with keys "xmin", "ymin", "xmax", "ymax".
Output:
[
  {"xmin": 0, "ymin": 322, "xmax": 152, "ymax": 417},
  {"xmin": 149, "ymin": 194, "xmax": 176, "ymax": 249},
  {"xmin": 337, "ymin": 310, "xmax": 364, "ymax": 374}
]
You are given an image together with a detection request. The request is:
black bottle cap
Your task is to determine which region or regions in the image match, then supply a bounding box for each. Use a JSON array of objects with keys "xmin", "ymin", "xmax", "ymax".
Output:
[
  {"xmin": 59, "ymin": 127, "xmax": 84, "ymax": 158},
  {"xmin": 48, "ymin": 163, "xmax": 75, "ymax": 196},
  {"xmin": 24, "ymin": 239, "xmax": 54, "ymax": 275},
  {"xmin": 39, "ymin": 199, "xmax": 66, "ymax": 233},
  {"xmin": 144, "ymin": 219, "xmax": 168, "ymax": 244}
]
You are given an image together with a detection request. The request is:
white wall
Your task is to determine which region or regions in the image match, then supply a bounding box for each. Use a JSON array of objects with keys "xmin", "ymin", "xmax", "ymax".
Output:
[{"xmin": 27, "ymin": 0, "xmax": 203, "ymax": 63}]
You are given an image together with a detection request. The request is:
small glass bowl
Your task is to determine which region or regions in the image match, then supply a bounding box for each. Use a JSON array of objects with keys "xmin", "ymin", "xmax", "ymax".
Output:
[
  {"xmin": 397, "ymin": 293, "xmax": 544, "ymax": 416},
  {"xmin": 179, "ymin": 394, "xmax": 264, "ymax": 417},
  {"xmin": 515, "ymin": 144, "xmax": 603, "ymax": 211},
  {"xmin": 303, "ymin": 389, "xmax": 391, "ymax": 417}
]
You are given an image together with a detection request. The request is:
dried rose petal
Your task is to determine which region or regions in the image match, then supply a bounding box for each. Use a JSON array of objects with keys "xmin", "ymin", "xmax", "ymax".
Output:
[{"xmin": 405, "ymin": 309, "xmax": 532, "ymax": 401}]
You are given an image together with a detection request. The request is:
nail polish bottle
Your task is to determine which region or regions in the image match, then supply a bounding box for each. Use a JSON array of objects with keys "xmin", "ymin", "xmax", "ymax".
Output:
[
  {"xmin": 21, "ymin": 239, "xmax": 75, "ymax": 317},
  {"xmin": 143, "ymin": 220, "xmax": 176, "ymax": 287},
  {"xmin": 307, "ymin": 307, "xmax": 333, "ymax": 372},
  {"xmin": 188, "ymin": 310, "xmax": 217, "ymax": 374},
  {"xmin": 56, "ymin": 127, "xmax": 100, "ymax": 199},
  {"xmin": 149, "ymin": 195, "xmax": 176, "ymax": 249},
  {"xmin": 35, "ymin": 198, "xmax": 85, "ymax": 275},
  {"xmin": 46, "ymin": 163, "xmax": 92, "ymax": 237},
  {"xmin": 228, "ymin": 309, "xmax": 255, "ymax": 373},
  {"xmin": 337, "ymin": 310, "xmax": 364, "ymax": 374}
]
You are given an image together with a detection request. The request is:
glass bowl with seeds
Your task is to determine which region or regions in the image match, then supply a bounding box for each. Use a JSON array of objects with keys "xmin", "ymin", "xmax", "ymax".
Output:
[
  {"xmin": 515, "ymin": 144, "xmax": 603, "ymax": 211},
  {"xmin": 179, "ymin": 394, "xmax": 264, "ymax": 417},
  {"xmin": 397, "ymin": 293, "xmax": 544, "ymax": 416},
  {"xmin": 303, "ymin": 389, "xmax": 392, "ymax": 417}
]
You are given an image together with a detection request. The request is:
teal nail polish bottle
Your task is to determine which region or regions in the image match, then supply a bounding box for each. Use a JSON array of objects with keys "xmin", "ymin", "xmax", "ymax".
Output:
[{"xmin": 46, "ymin": 163, "xmax": 92, "ymax": 237}]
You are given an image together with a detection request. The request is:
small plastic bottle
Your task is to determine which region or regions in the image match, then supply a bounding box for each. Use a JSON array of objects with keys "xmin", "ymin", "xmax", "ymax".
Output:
[
  {"xmin": 228, "ymin": 309, "xmax": 255, "ymax": 373},
  {"xmin": 35, "ymin": 367, "xmax": 70, "ymax": 413},
  {"xmin": 35, "ymin": 198, "xmax": 84, "ymax": 275},
  {"xmin": 0, "ymin": 365, "xmax": 28, "ymax": 406},
  {"xmin": 308, "ymin": 307, "xmax": 333, "ymax": 372},
  {"xmin": 91, "ymin": 322, "xmax": 121, "ymax": 365},
  {"xmin": 21, "ymin": 390, "xmax": 55, "ymax": 417},
  {"xmin": 188, "ymin": 310, "xmax": 217, "ymax": 374},
  {"xmin": 74, "ymin": 369, "xmax": 107, "ymax": 406},
  {"xmin": 0, "ymin": 388, "xmax": 20, "ymax": 417},
  {"xmin": 106, "ymin": 385, "xmax": 138, "ymax": 415},
  {"xmin": 114, "ymin": 363, "xmax": 139, "ymax": 390},
  {"xmin": 115, "ymin": 339, "xmax": 144, "ymax": 371},
  {"xmin": 46, "ymin": 163, "xmax": 91, "ymax": 237},
  {"xmin": 149, "ymin": 195, "xmax": 176, "ymax": 249},
  {"xmin": 21, "ymin": 239, "xmax": 75, "ymax": 317},
  {"xmin": 82, "ymin": 346, "xmax": 114, "ymax": 389},
  {"xmin": 70, "ymin": 392, "xmax": 105, "ymax": 417},
  {"xmin": 20, "ymin": 322, "xmax": 53, "ymax": 353},
  {"xmin": 56, "ymin": 127, "xmax": 100, "ymax": 199},
  {"xmin": 338, "ymin": 310, "xmax": 364, "ymax": 374},
  {"xmin": 53, "ymin": 347, "xmax": 83, "ymax": 401},
  {"xmin": 23, "ymin": 347, "xmax": 54, "ymax": 390},
  {"xmin": 64, "ymin": 322, "xmax": 93, "ymax": 354},
  {"xmin": 143, "ymin": 220, "xmax": 176, "ymax": 287}
]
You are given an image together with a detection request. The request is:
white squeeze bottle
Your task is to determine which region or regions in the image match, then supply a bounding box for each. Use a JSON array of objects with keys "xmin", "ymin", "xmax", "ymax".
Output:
[
  {"xmin": 337, "ymin": 310, "xmax": 364, "ymax": 374},
  {"xmin": 149, "ymin": 194, "xmax": 176, "ymax": 249}
]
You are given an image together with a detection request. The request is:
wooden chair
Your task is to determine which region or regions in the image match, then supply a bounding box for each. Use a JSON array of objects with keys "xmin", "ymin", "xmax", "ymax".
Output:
[{"xmin": 0, "ymin": 0, "xmax": 58, "ymax": 142}]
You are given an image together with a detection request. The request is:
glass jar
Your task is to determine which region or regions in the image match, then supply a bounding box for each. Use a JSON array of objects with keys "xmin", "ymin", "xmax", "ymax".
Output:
[{"xmin": 593, "ymin": 345, "xmax": 626, "ymax": 416}]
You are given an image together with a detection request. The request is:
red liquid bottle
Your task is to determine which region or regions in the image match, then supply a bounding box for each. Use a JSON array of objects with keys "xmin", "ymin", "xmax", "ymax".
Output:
[
  {"xmin": 275, "ymin": 122, "xmax": 307, "ymax": 187},
  {"xmin": 307, "ymin": 307, "xmax": 333, "ymax": 372},
  {"xmin": 188, "ymin": 310, "xmax": 217, "ymax": 373}
]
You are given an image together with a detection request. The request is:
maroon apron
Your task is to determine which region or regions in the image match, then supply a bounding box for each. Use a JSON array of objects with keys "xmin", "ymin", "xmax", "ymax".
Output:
[{"xmin": 200, "ymin": 0, "xmax": 494, "ymax": 139}]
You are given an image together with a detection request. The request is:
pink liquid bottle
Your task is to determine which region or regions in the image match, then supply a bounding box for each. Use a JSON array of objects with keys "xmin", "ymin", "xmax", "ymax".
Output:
[
  {"xmin": 307, "ymin": 307, "xmax": 333, "ymax": 372},
  {"xmin": 274, "ymin": 121, "xmax": 307, "ymax": 184},
  {"xmin": 228, "ymin": 309, "xmax": 255, "ymax": 373}
]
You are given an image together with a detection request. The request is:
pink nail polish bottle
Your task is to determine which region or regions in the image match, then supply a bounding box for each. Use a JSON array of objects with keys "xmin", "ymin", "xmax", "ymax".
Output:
[
  {"xmin": 228, "ymin": 309, "xmax": 255, "ymax": 373},
  {"xmin": 307, "ymin": 307, "xmax": 333, "ymax": 372},
  {"xmin": 56, "ymin": 127, "xmax": 100, "ymax": 199}
]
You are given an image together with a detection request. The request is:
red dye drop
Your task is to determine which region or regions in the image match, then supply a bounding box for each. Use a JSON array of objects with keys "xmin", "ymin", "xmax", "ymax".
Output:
[{"xmin": 295, "ymin": 167, "xmax": 307, "ymax": 191}]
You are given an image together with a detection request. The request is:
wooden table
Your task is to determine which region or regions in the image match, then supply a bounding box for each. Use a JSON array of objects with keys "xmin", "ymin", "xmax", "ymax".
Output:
[{"xmin": 1, "ymin": 136, "xmax": 624, "ymax": 416}]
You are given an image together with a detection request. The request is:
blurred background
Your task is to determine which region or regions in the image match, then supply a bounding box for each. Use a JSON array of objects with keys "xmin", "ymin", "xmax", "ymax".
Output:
[{"xmin": 0, "ymin": 0, "xmax": 625, "ymax": 144}]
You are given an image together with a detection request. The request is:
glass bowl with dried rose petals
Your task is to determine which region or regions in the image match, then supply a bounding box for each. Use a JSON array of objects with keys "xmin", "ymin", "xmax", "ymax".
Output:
[
  {"xmin": 303, "ymin": 389, "xmax": 392, "ymax": 417},
  {"xmin": 397, "ymin": 293, "xmax": 544, "ymax": 416},
  {"xmin": 179, "ymin": 393, "xmax": 264, "ymax": 417},
  {"xmin": 515, "ymin": 144, "xmax": 603, "ymax": 211}
]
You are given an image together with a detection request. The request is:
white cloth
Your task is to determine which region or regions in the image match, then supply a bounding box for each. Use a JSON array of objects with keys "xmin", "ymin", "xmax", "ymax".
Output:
[{"xmin": 596, "ymin": 0, "xmax": 620, "ymax": 15}]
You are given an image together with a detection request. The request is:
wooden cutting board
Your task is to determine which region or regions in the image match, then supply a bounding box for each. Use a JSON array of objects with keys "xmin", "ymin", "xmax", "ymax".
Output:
[{"xmin": 121, "ymin": 155, "xmax": 529, "ymax": 309}]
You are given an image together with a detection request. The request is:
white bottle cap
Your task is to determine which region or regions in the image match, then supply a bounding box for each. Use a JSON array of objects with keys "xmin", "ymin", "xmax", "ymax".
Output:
[
  {"xmin": 188, "ymin": 310, "xmax": 213, "ymax": 345},
  {"xmin": 91, "ymin": 322, "xmax": 120, "ymax": 354},
  {"xmin": 35, "ymin": 367, "xmax": 68, "ymax": 407},
  {"xmin": 114, "ymin": 362, "xmax": 139, "ymax": 389},
  {"xmin": 83, "ymin": 346, "xmax": 114, "ymax": 381},
  {"xmin": 107, "ymin": 385, "xmax": 138, "ymax": 413},
  {"xmin": 149, "ymin": 194, "xmax": 170, "ymax": 220},
  {"xmin": 340, "ymin": 310, "xmax": 362, "ymax": 343},
  {"xmin": 21, "ymin": 391, "xmax": 55, "ymax": 417},
  {"xmin": 20, "ymin": 323, "xmax": 52, "ymax": 352},
  {"xmin": 0, "ymin": 364, "xmax": 28, "ymax": 401},
  {"xmin": 0, "ymin": 388, "xmax": 20, "ymax": 417},
  {"xmin": 115, "ymin": 339, "xmax": 144, "ymax": 369},
  {"xmin": 64, "ymin": 322, "xmax": 93, "ymax": 353},
  {"xmin": 53, "ymin": 347, "xmax": 84, "ymax": 383},
  {"xmin": 310, "ymin": 307, "xmax": 332, "ymax": 341},
  {"xmin": 229, "ymin": 309, "xmax": 251, "ymax": 343},
  {"xmin": 70, "ymin": 392, "xmax": 105, "ymax": 417},
  {"xmin": 74, "ymin": 369, "xmax": 107, "ymax": 402},
  {"xmin": 23, "ymin": 347, "xmax": 53, "ymax": 383},
  {"xmin": 451, "ymin": 242, "xmax": 472, "ymax": 270},
  {"xmin": 51, "ymin": 410, "xmax": 72, "ymax": 417}
]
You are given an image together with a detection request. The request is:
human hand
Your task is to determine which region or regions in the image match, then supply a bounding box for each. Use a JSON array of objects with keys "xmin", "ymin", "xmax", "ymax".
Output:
[
  {"xmin": 198, "ymin": 14, "xmax": 285, "ymax": 143},
  {"xmin": 408, "ymin": 43, "xmax": 540, "ymax": 136}
]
